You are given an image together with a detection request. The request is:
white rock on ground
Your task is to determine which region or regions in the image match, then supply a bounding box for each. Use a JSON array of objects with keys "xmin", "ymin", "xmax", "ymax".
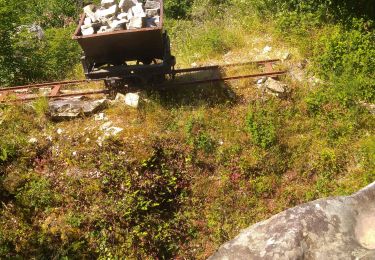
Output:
[
  {"xmin": 115, "ymin": 93, "xmax": 140, "ymax": 108},
  {"xmin": 49, "ymin": 98, "xmax": 109, "ymax": 120},
  {"xmin": 258, "ymin": 77, "xmax": 289, "ymax": 98},
  {"xmin": 94, "ymin": 112, "xmax": 107, "ymax": 121},
  {"xmin": 209, "ymin": 182, "xmax": 375, "ymax": 260},
  {"xmin": 28, "ymin": 138, "xmax": 38, "ymax": 144},
  {"xmin": 263, "ymin": 45, "xmax": 272, "ymax": 54}
]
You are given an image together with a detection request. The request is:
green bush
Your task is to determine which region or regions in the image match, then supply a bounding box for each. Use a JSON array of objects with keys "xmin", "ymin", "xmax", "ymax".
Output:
[
  {"xmin": 185, "ymin": 116, "xmax": 216, "ymax": 154},
  {"xmin": 246, "ymin": 102, "xmax": 278, "ymax": 149},
  {"xmin": 165, "ymin": 0, "xmax": 192, "ymax": 19},
  {"xmin": 313, "ymin": 22, "xmax": 375, "ymax": 102},
  {"xmin": 0, "ymin": 0, "xmax": 80, "ymax": 86},
  {"xmin": 255, "ymin": 0, "xmax": 375, "ymax": 21},
  {"xmin": 16, "ymin": 177, "xmax": 55, "ymax": 210},
  {"xmin": 360, "ymin": 136, "xmax": 375, "ymax": 183}
]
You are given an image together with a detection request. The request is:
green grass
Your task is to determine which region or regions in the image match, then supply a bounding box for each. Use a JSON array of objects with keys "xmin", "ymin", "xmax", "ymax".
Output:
[{"xmin": 1, "ymin": 1, "xmax": 375, "ymax": 259}]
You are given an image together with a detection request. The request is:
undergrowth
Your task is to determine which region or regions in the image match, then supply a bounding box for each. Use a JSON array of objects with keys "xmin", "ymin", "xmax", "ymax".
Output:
[{"xmin": 1, "ymin": 0, "xmax": 374, "ymax": 258}]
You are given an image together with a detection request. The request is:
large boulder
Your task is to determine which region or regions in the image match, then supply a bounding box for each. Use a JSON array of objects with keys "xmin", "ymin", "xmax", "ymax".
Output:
[{"xmin": 209, "ymin": 182, "xmax": 375, "ymax": 260}]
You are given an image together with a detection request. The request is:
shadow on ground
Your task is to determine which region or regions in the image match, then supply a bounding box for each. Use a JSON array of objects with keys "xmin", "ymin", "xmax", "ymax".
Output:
[{"xmin": 148, "ymin": 68, "xmax": 238, "ymax": 108}]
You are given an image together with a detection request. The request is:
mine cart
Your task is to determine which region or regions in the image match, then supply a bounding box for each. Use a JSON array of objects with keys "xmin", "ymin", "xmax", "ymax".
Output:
[{"xmin": 72, "ymin": 0, "xmax": 175, "ymax": 86}]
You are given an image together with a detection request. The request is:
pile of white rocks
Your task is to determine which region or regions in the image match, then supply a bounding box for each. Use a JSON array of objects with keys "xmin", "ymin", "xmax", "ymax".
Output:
[{"xmin": 81, "ymin": 0, "xmax": 161, "ymax": 36}]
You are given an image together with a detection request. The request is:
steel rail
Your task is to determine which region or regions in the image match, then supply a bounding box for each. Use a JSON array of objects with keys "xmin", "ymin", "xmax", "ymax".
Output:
[
  {"xmin": 1, "ymin": 70, "xmax": 287, "ymax": 103},
  {"xmin": 0, "ymin": 59, "xmax": 281, "ymax": 93},
  {"xmin": 159, "ymin": 70, "xmax": 287, "ymax": 89},
  {"xmin": 0, "ymin": 60, "xmax": 287, "ymax": 103},
  {"xmin": 1, "ymin": 90, "xmax": 109, "ymax": 103},
  {"xmin": 173, "ymin": 59, "xmax": 281, "ymax": 74},
  {"xmin": 0, "ymin": 80, "xmax": 90, "ymax": 93}
]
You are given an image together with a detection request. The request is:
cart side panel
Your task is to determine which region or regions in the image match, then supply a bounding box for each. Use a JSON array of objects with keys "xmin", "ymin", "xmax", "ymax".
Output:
[{"xmin": 76, "ymin": 29, "xmax": 164, "ymax": 64}]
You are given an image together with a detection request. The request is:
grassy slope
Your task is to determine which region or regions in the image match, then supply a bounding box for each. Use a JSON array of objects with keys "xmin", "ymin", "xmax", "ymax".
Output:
[{"xmin": 1, "ymin": 5, "xmax": 374, "ymax": 259}]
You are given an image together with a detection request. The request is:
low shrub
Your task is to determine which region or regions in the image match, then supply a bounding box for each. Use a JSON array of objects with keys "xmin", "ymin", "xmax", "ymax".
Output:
[
  {"xmin": 246, "ymin": 101, "xmax": 278, "ymax": 149},
  {"xmin": 313, "ymin": 21, "xmax": 375, "ymax": 103}
]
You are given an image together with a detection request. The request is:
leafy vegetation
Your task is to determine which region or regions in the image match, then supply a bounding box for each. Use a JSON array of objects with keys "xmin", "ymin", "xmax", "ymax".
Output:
[{"xmin": 0, "ymin": 0, "xmax": 374, "ymax": 258}]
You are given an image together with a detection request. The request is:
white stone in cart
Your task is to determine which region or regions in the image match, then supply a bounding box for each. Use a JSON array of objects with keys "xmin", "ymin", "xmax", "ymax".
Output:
[
  {"xmin": 83, "ymin": 5, "xmax": 99, "ymax": 23},
  {"xmin": 84, "ymin": 17, "xmax": 92, "ymax": 25},
  {"xmin": 127, "ymin": 8, "xmax": 134, "ymax": 19},
  {"xmin": 145, "ymin": 8, "xmax": 159, "ymax": 17},
  {"xmin": 117, "ymin": 12, "xmax": 128, "ymax": 20},
  {"xmin": 96, "ymin": 4, "xmax": 118, "ymax": 18},
  {"xmin": 100, "ymin": 16, "xmax": 116, "ymax": 27},
  {"xmin": 132, "ymin": 3, "xmax": 146, "ymax": 17},
  {"xmin": 128, "ymin": 17, "xmax": 145, "ymax": 29},
  {"xmin": 145, "ymin": 0, "xmax": 161, "ymax": 9},
  {"xmin": 101, "ymin": 0, "xmax": 116, "ymax": 8},
  {"xmin": 97, "ymin": 26, "xmax": 114, "ymax": 34},
  {"xmin": 110, "ymin": 19, "xmax": 128, "ymax": 30},
  {"xmin": 119, "ymin": 0, "xmax": 137, "ymax": 11},
  {"xmin": 81, "ymin": 26, "xmax": 95, "ymax": 36},
  {"xmin": 81, "ymin": 23, "xmax": 93, "ymax": 30}
]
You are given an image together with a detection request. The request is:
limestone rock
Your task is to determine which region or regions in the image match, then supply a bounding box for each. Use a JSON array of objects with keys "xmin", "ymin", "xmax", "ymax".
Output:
[
  {"xmin": 83, "ymin": 5, "xmax": 98, "ymax": 23},
  {"xmin": 145, "ymin": 0, "xmax": 161, "ymax": 9},
  {"xmin": 128, "ymin": 17, "xmax": 145, "ymax": 29},
  {"xmin": 257, "ymin": 77, "xmax": 289, "ymax": 98},
  {"xmin": 131, "ymin": 3, "xmax": 146, "ymax": 17},
  {"xmin": 264, "ymin": 78, "xmax": 287, "ymax": 95},
  {"xmin": 96, "ymin": 4, "xmax": 119, "ymax": 19},
  {"xmin": 84, "ymin": 17, "xmax": 92, "ymax": 25},
  {"xmin": 101, "ymin": 0, "xmax": 116, "ymax": 8},
  {"xmin": 119, "ymin": 0, "xmax": 137, "ymax": 11},
  {"xmin": 115, "ymin": 92, "xmax": 140, "ymax": 108},
  {"xmin": 81, "ymin": 26, "xmax": 95, "ymax": 36},
  {"xmin": 209, "ymin": 182, "xmax": 375, "ymax": 260},
  {"xmin": 49, "ymin": 98, "xmax": 109, "ymax": 120},
  {"xmin": 145, "ymin": 8, "xmax": 159, "ymax": 17},
  {"xmin": 81, "ymin": 0, "xmax": 159, "ymax": 35}
]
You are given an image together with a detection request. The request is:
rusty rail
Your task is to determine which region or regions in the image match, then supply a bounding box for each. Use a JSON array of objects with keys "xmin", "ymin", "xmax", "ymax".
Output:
[
  {"xmin": 1, "ymin": 90, "xmax": 109, "ymax": 103},
  {"xmin": 173, "ymin": 59, "xmax": 281, "ymax": 74},
  {"xmin": 0, "ymin": 80, "xmax": 88, "ymax": 93},
  {"xmin": 160, "ymin": 70, "xmax": 287, "ymax": 89},
  {"xmin": 0, "ymin": 59, "xmax": 287, "ymax": 103}
]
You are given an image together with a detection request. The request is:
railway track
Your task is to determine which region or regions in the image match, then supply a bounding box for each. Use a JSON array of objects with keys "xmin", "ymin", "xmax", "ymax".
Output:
[{"xmin": 0, "ymin": 59, "xmax": 287, "ymax": 103}]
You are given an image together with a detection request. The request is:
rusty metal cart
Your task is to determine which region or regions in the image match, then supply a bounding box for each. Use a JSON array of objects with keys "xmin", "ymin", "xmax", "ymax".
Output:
[{"xmin": 72, "ymin": 0, "xmax": 175, "ymax": 87}]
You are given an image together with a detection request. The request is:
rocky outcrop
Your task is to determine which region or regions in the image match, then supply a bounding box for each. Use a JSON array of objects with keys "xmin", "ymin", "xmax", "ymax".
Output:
[{"xmin": 209, "ymin": 182, "xmax": 375, "ymax": 260}]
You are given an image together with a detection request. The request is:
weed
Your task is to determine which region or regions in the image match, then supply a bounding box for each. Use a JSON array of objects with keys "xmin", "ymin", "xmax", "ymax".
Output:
[{"xmin": 246, "ymin": 101, "xmax": 278, "ymax": 149}]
